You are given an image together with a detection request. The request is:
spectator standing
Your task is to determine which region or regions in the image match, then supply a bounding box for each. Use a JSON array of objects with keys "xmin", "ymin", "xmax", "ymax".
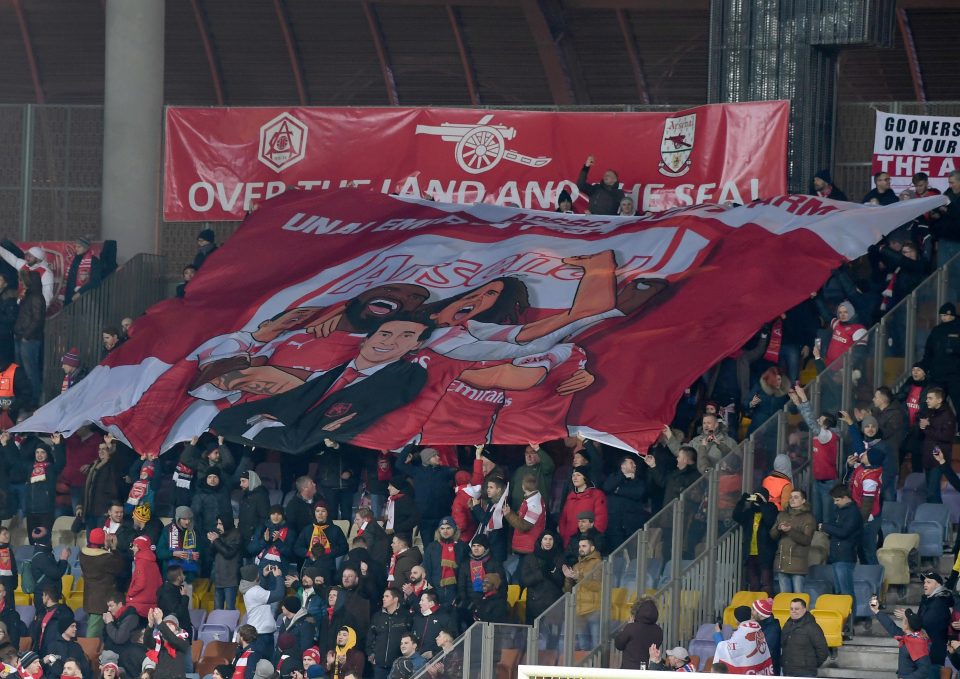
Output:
[
  {"xmin": 81, "ymin": 436, "xmax": 122, "ymax": 531},
  {"xmin": 713, "ymin": 605, "xmax": 774, "ymax": 674},
  {"xmin": 26, "ymin": 528, "xmax": 69, "ymax": 612},
  {"xmin": 193, "ymin": 228, "xmax": 218, "ymax": 270},
  {"xmin": 919, "ymin": 387, "xmax": 956, "ymax": 502},
  {"xmin": 367, "ymin": 588, "xmax": 412, "ymax": 679},
  {"xmin": 158, "ymin": 507, "xmax": 200, "ymax": 577},
  {"xmin": 79, "ymin": 527, "xmax": 126, "ymax": 639},
  {"xmin": 794, "ymin": 387, "xmax": 840, "ymax": 522},
  {"xmin": 602, "ymin": 455, "xmax": 647, "ymax": 550},
  {"xmin": 921, "ymin": 304, "xmax": 960, "ymax": 401},
  {"xmin": 145, "ymin": 609, "xmax": 190, "ymax": 679},
  {"xmin": 422, "ymin": 517, "xmax": 466, "ymax": 606},
  {"xmin": 687, "ymin": 413, "xmax": 735, "ymax": 473},
  {"xmin": 780, "ymin": 598, "xmax": 829, "ymax": 677},
  {"xmin": 174, "ymin": 265, "xmax": 196, "ymax": 299},
  {"xmin": 870, "ymin": 599, "xmax": 930, "ymax": 679},
  {"xmin": 63, "ymin": 236, "xmax": 102, "ymax": 305},
  {"xmin": 248, "ymin": 506, "xmax": 294, "ymax": 564},
  {"xmin": 353, "ymin": 507, "xmax": 391, "ymax": 566},
  {"xmin": 157, "ymin": 566, "xmax": 193, "ymax": 647},
  {"xmin": 898, "ymin": 362, "xmax": 933, "ymax": 472},
  {"xmin": 520, "ymin": 530, "xmax": 564, "ymax": 625},
  {"xmin": 932, "ymin": 171, "xmax": 960, "ymax": 264},
  {"xmin": 613, "ymin": 598, "xmax": 663, "ymax": 670},
  {"xmin": 470, "ymin": 477, "xmax": 510, "ymax": 563},
  {"xmin": 0, "ymin": 584, "xmax": 22, "ymax": 650},
  {"xmin": 295, "ymin": 501, "xmax": 348, "ymax": 585},
  {"xmin": 13, "ymin": 269, "xmax": 44, "ymax": 405},
  {"xmin": 394, "ymin": 447, "xmax": 455, "ymax": 547},
  {"xmin": 557, "ymin": 467, "xmax": 608, "ymax": 547},
  {"xmin": 30, "ymin": 583, "xmax": 72, "ymax": 654},
  {"xmin": 771, "ymin": 489, "xmax": 816, "ymax": 594},
  {"xmin": 843, "ymin": 415, "xmax": 885, "ymax": 565},
  {"xmin": 410, "ymin": 592, "xmax": 452, "ymax": 659},
  {"xmin": 127, "ymin": 535, "xmax": 162, "ymax": 619},
  {"xmin": 315, "ymin": 440, "xmax": 360, "ymax": 521},
  {"xmin": 819, "ymin": 485, "xmax": 863, "ymax": 613},
  {"xmin": 576, "ymin": 156, "xmax": 624, "ymax": 215},
  {"xmin": 59, "ymin": 348, "xmax": 85, "ymax": 394},
  {"xmin": 870, "ymin": 386, "xmax": 907, "ymax": 500},
  {"xmin": 0, "ymin": 244, "xmax": 53, "ymax": 306},
  {"xmin": 509, "ymin": 444, "xmax": 555, "ymax": 511},
  {"xmin": 240, "ymin": 564, "xmax": 286, "ymax": 660},
  {"xmin": 0, "ymin": 274, "xmax": 17, "ymax": 378},
  {"xmin": 237, "ymin": 470, "xmax": 271, "ymax": 548},
  {"xmin": 190, "ymin": 468, "xmax": 232, "ymax": 550},
  {"xmin": 277, "ymin": 596, "xmax": 317, "ymax": 661},
  {"xmin": 751, "ymin": 598, "xmax": 781, "ymax": 675},
  {"xmin": 387, "ymin": 534, "xmax": 422, "ymax": 589},
  {"xmin": 863, "ymin": 171, "xmax": 899, "ymax": 206},
  {"xmin": 503, "ymin": 473, "xmax": 546, "ymax": 560},
  {"xmin": 733, "ymin": 489, "xmax": 778, "ymax": 593},
  {"xmin": 918, "ymin": 572, "xmax": 952, "ymax": 678},
  {"xmin": 385, "ymin": 477, "xmax": 420, "ymax": 537},
  {"xmin": 208, "ymin": 514, "xmax": 242, "ymax": 609},
  {"xmin": 762, "ymin": 454, "xmax": 794, "ymax": 511},
  {"xmin": 743, "ymin": 367, "xmax": 790, "ymax": 437}
]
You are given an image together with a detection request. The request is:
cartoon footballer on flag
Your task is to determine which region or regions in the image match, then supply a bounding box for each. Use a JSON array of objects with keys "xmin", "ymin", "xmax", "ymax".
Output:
[{"xmin": 15, "ymin": 189, "xmax": 949, "ymax": 455}]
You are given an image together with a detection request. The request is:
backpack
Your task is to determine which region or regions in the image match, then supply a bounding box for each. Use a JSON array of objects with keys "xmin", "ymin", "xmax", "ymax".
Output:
[{"xmin": 19, "ymin": 555, "xmax": 36, "ymax": 595}]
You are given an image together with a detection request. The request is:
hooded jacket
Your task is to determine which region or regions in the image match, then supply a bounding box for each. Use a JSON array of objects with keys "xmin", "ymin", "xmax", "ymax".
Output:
[
  {"xmin": 238, "ymin": 471, "xmax": 271, "ymax": 546},
  {"xmin": 821, "ymin": 501, "xmax": 863, "ymax": 564},
  {"xmin": 519, "ymin": 531, "xmax": 565, "ymax": 624},
  {"xmin": 190, "ymin": 469, "xmax": 233, "ymax": 535},
  {"xmin": 209, "ymin": 520, "xmax": 243, "ymax": 588},
  {"xmin": 762, "ymin": 455, "xmax": 794, "ymax": 511},
  {"xmin": 278, "ymin": 607, "xmax": 316, "ymax": 660},
  {"xmin": 922, "ymin": 317, "xmax": 960, "ymax": 383},
  {"xmin": 20, "ymin": 443, "xmax": 65, "ymax": 514},
  {"xmin": 13, "ymin": 270, "xmax": 44, "ymax": 341},
  {"xmin": 613, "ymin": 599, "xmax": 664, "ymax": 669},
  {"xmin": 127, "ymin": 541, "xmax": 163, "ymax": 617},
  {"xmin": 733, "ymin": 492, "xmax": 779, "ymax": 567},
  {"xmin": 422, "ymin": 527, "xmax": 468, "ymax": 596},
  {"xmin": 770, "ymin": 502, "xmax": 816, "ymax": 575},
  {"xmin": 919, "ymin": 586, "xmax": 953, "ymax": 666},
  {"xmin": 327, "ymin": 626, "xmax": 365, "ymax": 679}
]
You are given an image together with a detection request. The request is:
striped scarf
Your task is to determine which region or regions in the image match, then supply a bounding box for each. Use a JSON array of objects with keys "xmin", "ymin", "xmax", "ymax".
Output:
[{"xmin": 439, "ymin": 540, "xmax": 458, "ymax": 587}]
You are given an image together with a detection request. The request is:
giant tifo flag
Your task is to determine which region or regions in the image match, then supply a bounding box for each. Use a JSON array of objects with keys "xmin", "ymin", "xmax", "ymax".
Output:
[
  {"xmin": 18, "ymin": 190, "xmax": 946, "ymax": 455},
  {"xmin": 163, "ymin": 101, "xmax": 790, "ymax": 220}
]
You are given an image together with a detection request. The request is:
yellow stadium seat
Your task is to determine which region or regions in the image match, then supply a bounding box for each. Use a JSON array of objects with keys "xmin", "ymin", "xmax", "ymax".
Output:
[
  {"xmin": 61, "ymin": 575, "xmax": 75, "ymax": 594},
  {"xmin": 877, "ymin": 533, "xmax": 920, "ymax": 588},
  {"xmin": 611, "ymin": 588, "xmax": 629, "ymax": 621},
  {"xmin": 14, "ymin": 590, "xmax": 30, "ymax": 606},
  {"xmin": 772, "ymin": 592, "xmax": 809, "ymax": 619},
  {"xmin": 814, "ymin": 594, "xmax": 853, "ymax": 623},
  {"xmin": 507, "ymin": 584, "xmax": 521, "ymax": 607},
  {"xmin": 723, "ymin": 591, "xmax": 768, "ymax": 627},
  {"xmin": 811, "ymin": 609, "xmax": 844, "ymax": 647},
  {"xmin": 192, "ymin": 578, "xmax": 212, "ymax": 595}
]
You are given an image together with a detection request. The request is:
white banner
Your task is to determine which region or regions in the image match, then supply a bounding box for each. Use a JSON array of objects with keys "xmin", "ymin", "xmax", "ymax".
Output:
[{"xmin": 873, "ymin": 111, "xmax": 960, "ymax": 195}]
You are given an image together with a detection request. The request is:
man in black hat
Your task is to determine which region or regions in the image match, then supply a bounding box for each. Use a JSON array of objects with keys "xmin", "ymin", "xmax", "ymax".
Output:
[
  {"xmin": 562, "ymin": 511, "xmax": 605, "ymax": 565},
  {"xmin": 63, "ymin": 236, "xmax": 101, "ymax": 305},
  {"xmin": 921, "ymin": 302, "xmax": 960, "ymax": 400},
  {"xmin": 194, "ymin": 228, "xmax": 218, "ymax": 270},
  {"xmin": 811, "ymin": 170, "xmax": 847, "ymax": 202},
  {"xmin": 26, "ymin": 528, "xmax": 70, "ymax": 613},
  {"xmin": 277, "ymin": 595, "xmax": 316, "ymax": 660},
  {"xmin": 918, "ymin": 571, "xmax": 952, "ymax": 676}
]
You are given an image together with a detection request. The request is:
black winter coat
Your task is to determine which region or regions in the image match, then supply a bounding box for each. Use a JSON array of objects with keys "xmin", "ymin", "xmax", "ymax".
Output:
[
  {"xmin": 519, "ymin": 549, "xmax": 564, "ymax": 624},
  {"xmin": 780, "ymin": 611, "xmax": 829, "ymax": 676},
  {"xmin": 366, "ymin": 607, "xmax": 412, "ymax": 669},
  {"xmin": 157, "ymin": 581, "xmax": 193, "ymax": 637},
  {"xmin": 821, "ymin": 502, "xmax": 863, "ymax": 563},
  {"xmin": 294, "ymin": 521, "xmax": 348, "ymax": 583},
  {"xmin": 394, "ymin": 456, "xmax": 455, "ymax": 520},
  {"xmin": 922, "ymin": 319, "xmax": 960, "ymax": 383},
  {"xmin": 649, "ymin": 463, "xmax": 701, "ymax": 506},
  {"xmin": 918, "ymin": 587, "xmax": 953, "ymax": 665},
  {"xmin": 732, "ymin": 495, "xmax": 779, "ymax": 567},
  {"xmin": 602, "ymin": 472, "xmax": 647, "ymax": 534},
  {"xmin": 237, "ymin": 483, "xmax": 271, "ymax": 546},
  {"xmin": 20, "ymin": 442, "xmax": 65, "ymax": 514},
  {"xmin": 759, "ymin": 613, "xmax": 782, "ymax": 674},
  {"xmin": 613, "ymin": 599, "xmax": 663, "ymax": 669},
  {"xmin": 576, "ymin": 166, "xmax": 624, "ymax": 215},
  {"xmin": 456, "ymin": 554, "xmax": 506, "ymax": 612},
  {"xmin": 387, "ymin": 494, "xmax": 420, "ymax": 535}
]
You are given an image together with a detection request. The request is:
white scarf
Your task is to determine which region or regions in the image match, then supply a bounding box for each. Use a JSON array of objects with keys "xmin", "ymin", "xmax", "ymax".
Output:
[
  {"xmin": 713, "ymin": 621, "xmax": 774, "ymax": 675},
  {"xmin": 483, "ymin": 483, "xmax": 510, "ymax": 532}
]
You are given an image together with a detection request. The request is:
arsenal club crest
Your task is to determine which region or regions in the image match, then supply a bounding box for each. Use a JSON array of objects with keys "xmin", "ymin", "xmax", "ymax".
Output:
[
  {"xmin": 659, "ymin": 113, "xmax": 696, "ymax": 177},
  {"xmin": 325, "ymin": 402, "xmax": 353, "ymax": 418},
  {"xmin": 258, "ymin": 112, "xmax": 308, "ymax": 172}
]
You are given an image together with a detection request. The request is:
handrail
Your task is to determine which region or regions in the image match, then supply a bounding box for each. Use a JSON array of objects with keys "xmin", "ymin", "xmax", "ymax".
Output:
[{"xmin": 41, "ymin": 253, "xmax": 167, "ymax": 401}]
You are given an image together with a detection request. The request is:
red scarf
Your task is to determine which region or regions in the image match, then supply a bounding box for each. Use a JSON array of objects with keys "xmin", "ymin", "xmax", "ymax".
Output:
[
  {"xmin": 0, "ymin": 545, "xmax": 13, "ymax": 577},
  {"xmin": 377, "ymin": 452, "xmax": 393, "ymax": 481},
  {"xmin": 763, "ymin": 319, "xmax": 783, "ymax": 363},
  {"xmin": 30, "ymin": 461, "xmax": 49, "ymax": 484},
  {"xmin": 439, "ymin": 540, "xmax": 457, "ymax": 587},
  {"xmin": 74, "ymin": 251, "xmax": 93, "ymax": 291},
  {"xmin": 60, "ymin": 372, "xmax": 80, "ymax": 394},
  {"xmin": 18, "ymin": 665, "xmax": 41, "ymax": 679},
  {"xmin": 147, "ymin": 625, "xmax": 189, "ymax": 662},
  {"xmin": 880, "ymin": 270, "xmax": 898, "ymax": 312},
  {"xmin": 897, "ymin": 631, "xmax": 930, "ymax": 662},
  {"xmin": 387, "ymin": 550, "xmax": 400, "ymax": 582}
]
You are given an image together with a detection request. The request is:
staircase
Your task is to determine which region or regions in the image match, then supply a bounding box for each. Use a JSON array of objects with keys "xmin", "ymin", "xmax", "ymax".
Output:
[{"xmin": 819, "ymin": 582, "xmax": 926, "ymax": 679}]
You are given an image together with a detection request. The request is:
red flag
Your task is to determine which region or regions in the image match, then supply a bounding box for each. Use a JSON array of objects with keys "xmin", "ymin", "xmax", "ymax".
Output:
[{"xmin": 17, "ymin": 190, "xmax": 947, "ymax": 455}]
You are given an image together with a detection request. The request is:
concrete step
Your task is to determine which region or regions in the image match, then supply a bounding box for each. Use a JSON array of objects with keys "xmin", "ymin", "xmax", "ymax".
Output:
[{"xmin": 819, "ymin": 667, "xmax": 898, "ymax": 679}]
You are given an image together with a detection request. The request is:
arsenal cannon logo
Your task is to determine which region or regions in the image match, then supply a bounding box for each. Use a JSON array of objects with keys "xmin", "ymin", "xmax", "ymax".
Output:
[
  {"xmin": 416, "ymin": 114, "xmax": 552, "ymax": 175},
  {"xmin": 659, "ymin": 113, "xmax": 696, "ymax": 177}
]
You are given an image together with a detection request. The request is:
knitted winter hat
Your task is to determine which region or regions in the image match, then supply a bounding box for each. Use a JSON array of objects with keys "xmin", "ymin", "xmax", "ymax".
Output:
[
  {"xmin": 420, "ymin": 448, "xmax": 440, "ymax": 465},
  {"xmin": 282, "ymin": 596, "xmax": 301, "ymax": 614},
  {"xmin": 133, "ymin": 504, "xmax": 152, "ymax": 522},
  {"xmin": 61, "ymin": 348, "xmax": 80, "ymax": 368},
  {"xmin": 752, "ymin": 598, "xmax": 773, "ymax": 619},
  {"xmin": 734, "ymin": 605, "xmax": 752, "ymax": 623},
  {"xmin": 88, "ymin": 528, "xmax": 106, "ymax": 547},
  {"xmin": 174, "ymin": 506, "xmax": 194, "ymax": 521},
  {"xmin": 197, "ymin": 228, "xmax": 216, "ymax": 243}
]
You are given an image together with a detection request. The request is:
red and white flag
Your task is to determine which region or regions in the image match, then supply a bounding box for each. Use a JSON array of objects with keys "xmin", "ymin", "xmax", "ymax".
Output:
[
  {"xmin": 16, "ymin": 190, "xmax": 946, "ymax": 455},
  {"xmin": 713, "ymin": 620, "xmax": 775, "ymax": 675}
]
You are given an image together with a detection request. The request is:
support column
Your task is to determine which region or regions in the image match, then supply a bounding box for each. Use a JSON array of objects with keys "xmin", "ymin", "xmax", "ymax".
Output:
[
  {"xmin": 708, "ymin": 0, "xmax": 894, "ymax": 192},
  {"xmin": 101, "ymin": 0, "xmax": 164, "ymax": 259}
]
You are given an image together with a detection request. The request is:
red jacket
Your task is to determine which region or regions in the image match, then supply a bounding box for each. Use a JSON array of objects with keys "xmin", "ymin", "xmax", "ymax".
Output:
[
  {"xmin": 452, "ymin": 487, "xmax": 478, "ymax": 543},
  {"xmin": 127, "ymin": 546, "xmax": 162, "ymax": 617},
  {"xmin": 558, "ymin": 487, "xmax": 608, "ymax": 543}
]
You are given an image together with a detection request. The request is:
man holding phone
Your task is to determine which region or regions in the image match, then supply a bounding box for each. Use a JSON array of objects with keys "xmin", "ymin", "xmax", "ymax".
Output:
[{"xmin": 239, "ymin": 563, "xmax": 286, "ymax": 660}]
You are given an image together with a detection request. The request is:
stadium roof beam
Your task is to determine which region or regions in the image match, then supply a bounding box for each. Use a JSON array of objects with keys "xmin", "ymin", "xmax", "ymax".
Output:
[
  {"xmin": 446, "ymin": 5, "xmax": 480, "ymax": 105},
  {"xmin": 519, "ymin": 0, "xmax": 575, "ymax": 105},
  {"xmin": 615, "ymin": 9, "xmax": 651, "ymax": 105},
  {"xmin": 896, "ymin": 8, "xmax": 926, "ymax": 104},
  {"xmin": 362, "ymin": 1, "xmax": 400, "ymax": 105},
  {"xmin": 11, "ymin": 0, "xmax": 44, "ymax": 104},
  {"xmin": 189, "ymin": 0, "xmax": 224, "ymax": 105},
  {"xmin": 272, "ymin": 0, "xmax": 308, "ymax": 105}
]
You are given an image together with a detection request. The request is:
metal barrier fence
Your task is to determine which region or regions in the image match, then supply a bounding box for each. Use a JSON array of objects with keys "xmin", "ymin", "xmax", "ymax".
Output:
[
  {"xmin": 412, "ymin": 621, "xmax": 534, "ymax": 679},
  {"xmin": 41, "ymin": 253, "xmax": 167, "ymax": 401}
]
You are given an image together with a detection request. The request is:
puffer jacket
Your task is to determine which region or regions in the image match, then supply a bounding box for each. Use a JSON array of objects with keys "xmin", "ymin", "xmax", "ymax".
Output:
[
  {"xmin": 770, "ymin": 502, "xmax": 817, "ymax": 575},
  {"xmin": 613, "ymin": 598, "xmax": 664, "ymax": 669},
  {"xmin": 780, "ymin": 611, "xmax": 829, "ymax": 676},
  {"xmin": 557, "ymin": 486, "xmax": 608, "ymax": 544},
  {"xmin": 519, "ymin": 532, "xmax": 565, "ymax": 624},
  {"xmin": 127, "ymin": 543, "xmax": 163, "ymax": 617},
  {"xmin": 21, "ymin": 442, "xmax": 65, "ymax": 514},
  {"xmin": 189, "ymin": 468, "xmax": 232, "ymax": 535},
  {"xmin": 237, "ymin": 470, "xmax": 270, "ymax": 545}
]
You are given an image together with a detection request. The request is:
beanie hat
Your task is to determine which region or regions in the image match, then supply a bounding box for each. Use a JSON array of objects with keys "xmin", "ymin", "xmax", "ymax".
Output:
[
  {"xmin": 923, "ymin": 571, "xmax": 944, "ymax": 585},
  {"xmin": 162, "ymin": 614, "xmax": 179, "ymax": 627},
  {"xmin": 133, "ymin": 535, "xmax": 154, "ymax": 551},
  {"xmin": 18, "ymin": 652, "xmax": 39, "ymax": 669},
  {"xmin": 88, "ymin": 528, "xmax": 106, "ymax": 548},
  {"xmin": 133, "ymin": 504, "xmax": 152, "ymax": 522},
  {"xmin": 867, "ymin": 445, "xmax": 887, "ymax": 468},
  {"xmin": 905, "ymin": 609, "xmax": 923, "ymax": 632},
  {"xmin": 572, "ymin": 465, "xmax": 590, "ymax": 482},
  {"xmin": 439, "ymin": 516, "xmax": 455, "ymax": 529},
  {"xmin": 752, "ymin": 597, "xmax": 773, "ymax": 619},
  {"xmin": 302, "ymin": 648, "xmax": 322, "ymax": 665},
  {"xmin": 388, "ymin": 477, "xmax": 411, "ymax": 494},
  {"xmin": 254, "ymin": 660, "xmax": 275, "ymax": 679},
  {"xmin": 557, "ymin": 189, "xmax": 573, "ymax": 207},
  {"xmin": 99, "ymin": 650, "xmax": 120, "ymax": 674},
  {"xmin": 420, "ymin": 448, "xmax": 440, "ymax": 465},
  {"xmin": 26, "ymin": 247, "xmax": 44, "ymax": 261},
  {"xmin": 76, "ymin": 236, "xmax": 91, "ymax": 248},
  {"xmin": 734, "ymin": 605, "xmax": 752, "ymax": 623},
  {"xmin": 940, "ymin": 303, "xmax": 957, "ymax": 316},
  {"xmin": 175, "ymin": 506, "xmax": 194, "ymax": 521},
  {"xmin": 29, "ymin": 527, "xmax": 49, "ymax": 546},
  {"xmin": 240, "ymin": 565, "xmax": 259, "ymax": 582},
  {"xmin": 470, "ymin": 534, "xmax": 490, "ymax": 549},
  {"xmin": 454, "ymin": 470, "xmax": 471, "ymax": 487},
  {"xmin": 198, "ymin": 228, "xmax": 216, "ymax": 243},
  {"xmin": 313, "ymin": 499, "xmax": 329, "ymax": 514},
  {"xmin": 61, "ymin": 348, "xmax": 81, "ymax": 368},
  {"xmin": 814, "ymin": 169, "xmax": 833, "ymax": 184},
  {"xmin": 861, "ymin": 415, "xmax": 880, "ymax": 431},
  {"xmin": 282, "ymin": 596, "xmax": 302, "ymax": 614},
  {"xmin": 576, "ymin": 511, "xmax": 595, "ymax": 521},
  {"xmin": 306, "ymin": 666, "xmax": 326, "ymax": 679}
]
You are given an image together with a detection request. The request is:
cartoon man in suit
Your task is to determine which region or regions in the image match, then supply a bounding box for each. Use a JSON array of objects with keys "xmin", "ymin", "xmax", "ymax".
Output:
[{"xmin": 210, "ymin": 314, "xmax": 432, "ymax": 453}]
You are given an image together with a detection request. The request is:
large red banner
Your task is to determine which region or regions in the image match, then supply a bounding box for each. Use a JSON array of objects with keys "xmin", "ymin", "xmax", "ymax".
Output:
[
  {"xmin": 163, "ymin": 102, "xmax": 790, "ymax": 221},
  {"xmin": 19, "ymin": 189, "xmax": 945, "ymax": 455}
]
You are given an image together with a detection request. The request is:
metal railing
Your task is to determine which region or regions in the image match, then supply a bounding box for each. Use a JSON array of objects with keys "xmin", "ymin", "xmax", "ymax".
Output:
[
  {"xmin": 412, "ymin": 621, "xmax": 535, "ymax": 679},
  {"xmin": 41, "ymin": 253, "xmax": 167, "ymax": 400}
]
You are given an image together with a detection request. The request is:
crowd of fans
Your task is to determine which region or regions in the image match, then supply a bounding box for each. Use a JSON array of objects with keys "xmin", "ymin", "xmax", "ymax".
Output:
[{"xmin": 0, "ymin": 165, "xmax": 953, "ymax": 679}]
